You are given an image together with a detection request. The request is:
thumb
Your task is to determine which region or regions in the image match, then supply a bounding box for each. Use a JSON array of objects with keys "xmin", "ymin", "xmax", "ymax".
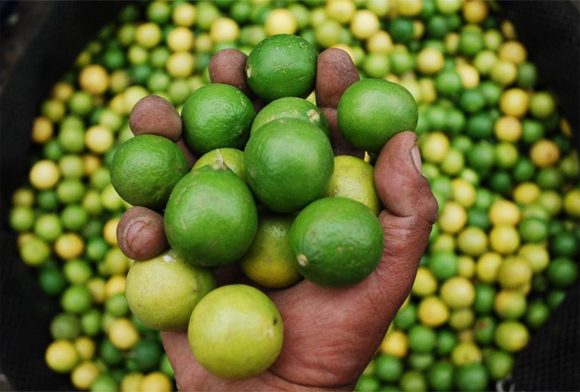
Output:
[{"xmin": 368, "ymin": 131, "xmax": 438, "ymax": 308}]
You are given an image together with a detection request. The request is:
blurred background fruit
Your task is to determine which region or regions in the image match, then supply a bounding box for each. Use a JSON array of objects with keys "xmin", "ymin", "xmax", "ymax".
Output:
[{"xmin": 0, "ymin": 1, "xmax": 578, "ymax": 391}]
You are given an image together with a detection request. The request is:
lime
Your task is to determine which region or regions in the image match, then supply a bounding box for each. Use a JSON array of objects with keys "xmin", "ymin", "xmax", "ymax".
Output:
[
  {"xmin": 546, "ymin": 257, "xmax": 578, "ymax": 288},
  {"xmin": 246, "ymin": 34, "xmax": 317, "ymax": 101},
  {"xmin": 188, "ymin": 284, "xmax": 283, "ymax": 380},
  {"xmin": 181, "ymin": 83, "xmax": 255, "ymax": 155},
  {"xmin": 250, "ymin": 97, "xmax": 330, "ymax": 137},
  {"xmin": 337, "ymin": 78, "xmax": 418, "ymax": 153},
  {"xmin": 240, "ymin": 213, "xmax": 302, "ymax": 289},
  {"xmin": 428, "ymin": 361, "xmax": 454, "ymax": 391},
  {"xmin": 324, "ymin": 155, "xmax": 381, "ymax": 215},
  {"xmin": 484, "ymin": 350, "xmax": 514, "ymax": 380},
  {"xmin": 245, "ymin": 118, "xmax": 334, "ymax": 213},
  {"xmin": 192, "ymin": 148, "xmax": 245, "ymax": 180},
  {"xmin": 125, "ymin": 250, "xmax": 215, "ymax": 331},
  {"xmin": 110, "ymin": 134, "xmax": 189, "ymax": 209},
  {"xmin": 164, "ymin": 166, "xmax": 258, "ymax": 267},
  {"xmin": 408, "ymin": 325, "xmax": 437, "ymax": 354},
  {"xmin": 495, "ymin": 320, "xmax": 529, "ymax": 352},
  {"xmin": 454, "ymin": 364, "xmax": 488, "ymax": 392},
  {"xmin": 374, "ymin": 354, "xmax": 403, "ymax": 383},
  {"xmin": 289, "ymin": 197, "xmax": 384, "ymax": 287},
  {"xmin": 494, "ymin": 290, "xmax": 527, "ymax": 319}
]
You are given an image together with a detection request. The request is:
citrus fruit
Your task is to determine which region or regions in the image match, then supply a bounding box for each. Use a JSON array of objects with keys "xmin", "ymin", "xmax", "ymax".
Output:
[
  {"xmin": 181, "ymin": 83, "xmax": 255, "ymax": 155},
  {"xmin": 192, "ymin": 148, "xmax": 245, "ymax": 180},
  {"xmin": 125, "ymin": 250, "xmax": 215, "ymax": 331},
  {"xmin": 164, "ymin": 166, "xmax": 258, "ymax": 267},
  {"xmin": 324, "ymin": 155, "xmax": 381, "ymax": 215},
  {"xmin": 337, "ymin": 78, "xmax": 418, "ymax": 153},
  {"xmin": 289, "ymin": 197, "xmax": 384, "ymax": 287},
  {"xmin": 244, "ymin": 118, "xmax": 334, "ymax": 213},
  {"xmin": 188, "ymin": 284, "xmax": 283, "ymax": 380},
  {"xmin": 246, "ymin": 34, "xmax": 317, "ymax": 101},
  {"xmin": 250, "ymin": 97, "xmax": 330, "ymax": 137},
  {"xmin": 110, "ymin": 134, "xmax": 188, "ymax": 209},
  {"xmin": 240, "ymin": 213, "xmax": 301, "ymax": 289}
]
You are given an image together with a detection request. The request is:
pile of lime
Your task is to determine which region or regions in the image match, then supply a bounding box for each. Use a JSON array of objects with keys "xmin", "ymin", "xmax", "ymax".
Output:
[{"xmin": 6, "ymin": 0, "xmax": 579, "ymax": 391}]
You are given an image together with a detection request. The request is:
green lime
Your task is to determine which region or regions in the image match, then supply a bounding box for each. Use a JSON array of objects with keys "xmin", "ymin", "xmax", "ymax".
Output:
[
  {"xmin": 289, "ymin": 197, "xmax": 384, "ymax": 287},
  {"xmin": 547, "ymin": 257, "xmax": 578, "ymax": 288},
  {"xmin": 337, "ymin": 79, "xmax": 418, "ymax": 153},
  {"xmin": 375, "ymin": 355, "xmax": 403, "ymax": 383},
  {"xmin": 525, "ymin": 300, "xmax": 550, "ymax": 329},
  {"xmin": 325, "ymin": 155, "xmax": 381, "ymax": 215},
  {"xmin": 60, "ymin": 285, "xmax": 92, "ymax": 314},
  {"xmin": 436, "ymin": 329, "xmax": 458, "ymax": 356},
  {"xmin": 428, "ymin": 251, "xmax": 458, "ymax": 281},
  {"xmin": 400, "ymin": 370, "xmax": 427, "ymax": 392},
  {"xmin": 131, "ymin": 340, "xmax": 162, "ymax": 372},
  {"xmin": 110, "ymin": 134, "xmax": 188, "ymax": 209},
  {"xmin": 454, "ymin": 364, "xmax": 488, "ymax": 392},
  {"xmin": 181, "ymin": 83, "xmax": 255, "ymax": 155},
  {"xmin": 50, "ymin": 313, "xmax": 81, "ymax": 340},
  {"xmin": 246, "ymin": 34, "xmax": 317, "ymax": 101},
  {"xmin": 251, "ymin": 97, "xmax": 330, "ymax": 137},
  {"xmin": 245, "ymin": 118, "xmax": 334, "ymax": 213},
  {"xmin": 484, "ymin": 350, "xmax": 514, "ymax": 380},
  {"xmin": 240, "ymin": 213, "xmax": 301, "ymax": 289},
  {"xmin": 355, "ymin": 375, "xmax": 381, "ymax": 392},
  {"xmin": 125, "ymin": 250, "xmax": 215, "ymax": 331},
  {"xmin": 473, "ymin": 316, "xmax": 496, "ymax": 344},
  {"xmin": 188, "ymin": 284, "xmax": 283, "ymax": 380},
  {"xmin": 165, "ymin": 166, "xmax": 258, "ymax": 267},
  {"xmin": 192, "ymin": 148, "xmax": 245, "ymax": 180},
  {"xmin": 408, "ymin": 325, "xmax": 437, "ymax": 354},
  {"xmin": 394, "ymin": 303, "xmax": 418, "ymax": 330},
  {"xmin": 428, "ymin": 361, "xmax": 454, "ymax": 391}
]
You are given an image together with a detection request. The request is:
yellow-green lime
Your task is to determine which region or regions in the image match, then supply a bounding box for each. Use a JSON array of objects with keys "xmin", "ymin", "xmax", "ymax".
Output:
[
  {"xmin": 289, "ymin": 197, "xmax": 384, "ymax": 287},
  {"xmin": 164, "ymin": 166, "xmax": 258, "ymax": 267},
  {"xmin": 181, "ymin": 83, "xmax": 255, "ymax": 155},
  {"xmin": 110, "ymin": 134, "xmax": 188, "ymax": 209},
  {"xmin": 337, "ymin": 79, "xmax": 418, "ymax": 153},
  {"xmin": 251, "ymin": 97, "xmax": 330, "ymax": 137},
  {"xmin": 245, "ymin": 118, "xmax": 334, "ymax": 213},
  {"xmin": 125, "ymin": 250, "xmax": 215, "ymax": 331},
  {"xmin": 246, "ymin": 34, "xmax": 318, "ymax": 102},
  {"xmin": 192, "ymin": 148, "xmax": 245, "ymax": 180},
  {"xmin": 240, "ymin": 213, "xmax": 302, "ymax": 289},
  {"xmin": 188, "ymin": 284, "xmax": 283, "ymax": 380},
  {"xmin": 325, "ymin": 155, "xmax": 381, "ymax": 215}
]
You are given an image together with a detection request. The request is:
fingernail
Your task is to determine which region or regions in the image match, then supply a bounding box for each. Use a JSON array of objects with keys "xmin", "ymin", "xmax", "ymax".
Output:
[
  {"xmin": 126, "ymin": 219, "xmax": 148, "ymax": 246},
  {"xmin": 411, "ymin": 145, "xmax": 422, "ymax": 173}
]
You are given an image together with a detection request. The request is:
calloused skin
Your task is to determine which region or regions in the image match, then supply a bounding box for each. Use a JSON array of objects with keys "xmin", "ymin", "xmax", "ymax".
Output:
[{"xmin": 119, "ymin": 48, "xmax": 438, "ymax": 391}]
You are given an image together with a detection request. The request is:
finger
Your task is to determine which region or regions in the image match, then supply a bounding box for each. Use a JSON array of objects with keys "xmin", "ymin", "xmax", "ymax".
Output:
[
  {"xmin": 320, "ymin": 107, "xmax": 364, "ymax": 158},
  {"xmin": 116, "ymin": 206, "xmax": 168, "ymax": 260},
  {"xmin": 208, "ymin": 48, "xmax": 255, "ymax": 98},
  {"xmin": 160, "ymin": 331, "xmax": 207, "ymax": 391},
  {"xmin": 370, "ymin": 130, "xmax": 438, "ymax": 307},
  {"xmin": 129, "ymin": 95, "xmax": 182, "ymax": 141},
  {"xmin": 374, "ymin": 131, "xmax": 438, "ymax": 221},
  {"xmin": 315, "ymin": 48, "xmax": 359, "ymax": 109}
]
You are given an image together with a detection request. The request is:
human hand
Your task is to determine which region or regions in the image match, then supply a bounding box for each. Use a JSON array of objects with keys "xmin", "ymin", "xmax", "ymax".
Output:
[{"xmin": 117, "ymin": 48, "xmax": 438, "ymax": 391}]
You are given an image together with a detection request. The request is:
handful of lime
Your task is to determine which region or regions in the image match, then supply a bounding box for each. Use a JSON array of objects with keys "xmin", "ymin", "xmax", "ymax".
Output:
[{"xmin": 112, "ymin": 34, "xmax": 417, "ymax": 380}]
